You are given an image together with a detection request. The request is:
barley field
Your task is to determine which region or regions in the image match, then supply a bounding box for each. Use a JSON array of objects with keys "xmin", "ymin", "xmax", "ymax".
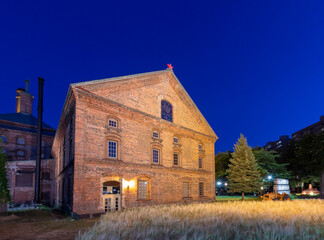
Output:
[{"xmin": 77, "ymin": 200, "xmax": 324, "ymax": 240}]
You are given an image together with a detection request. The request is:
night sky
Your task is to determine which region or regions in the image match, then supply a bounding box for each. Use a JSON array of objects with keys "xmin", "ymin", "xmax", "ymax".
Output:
[{"xmin": 1, "ymin": 1, "xmax": 324, "ymax": 153}]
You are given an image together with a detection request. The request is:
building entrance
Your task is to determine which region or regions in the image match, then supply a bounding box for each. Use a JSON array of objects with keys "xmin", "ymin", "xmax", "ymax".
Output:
[{"xmin": 102, "ymin": 181, "xmax": 121, "ymax": 212}]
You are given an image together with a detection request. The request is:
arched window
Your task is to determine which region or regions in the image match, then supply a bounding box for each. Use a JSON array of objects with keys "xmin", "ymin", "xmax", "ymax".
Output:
[{"xmin": 161, "ymin": 100, "xmax": 173, "ymax": 122}]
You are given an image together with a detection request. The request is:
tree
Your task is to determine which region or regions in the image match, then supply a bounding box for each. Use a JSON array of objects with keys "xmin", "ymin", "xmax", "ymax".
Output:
[
  {"xmin": 253, "ymin": 148, "xmax": 291, "ymax": 179},
  {"xmin": 226, "ymin": 134, "xmax": 262, "ymax": 200},
  {"xmin": 0, "ymin": 145, "xmax": 10, "ymax": 204},
  {"xmin": 278, "ymin": 133, "xmax": 324, "ymax": 189},
  {"xmin": 215, "ymin": 151, "xmax": 231, "ymax": 179}
]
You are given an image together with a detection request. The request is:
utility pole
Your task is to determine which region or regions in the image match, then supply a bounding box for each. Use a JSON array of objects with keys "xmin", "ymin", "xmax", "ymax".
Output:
[{"xmin": 34, "ymin": 77, "xmax": 44, "ymax": 203}]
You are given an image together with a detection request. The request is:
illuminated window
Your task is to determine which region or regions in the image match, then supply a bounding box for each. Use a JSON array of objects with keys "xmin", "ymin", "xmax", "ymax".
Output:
[
  {"xmin": 0, "ymin": 135, "xmax": 7, "ymax": 143},
  {"xmin": 183, "ymin": 182, "xmax": 189, "ymax": 198},
  {"xmin": 153, "ymin": 149, "xmax": 159, "ymax": 164},
  {"xmin": 138, "ymin": 180, "xmax": 148, "ymax": 200},
  {"xmin": 108, "ymin": 119, "xmax": 117, "ymax": 128},
  {"xmin": 173, "ymin": 137, "xmax": 178, "ymax": 144},
  {"xmin": 161, "ymin": 100, "xmax": 173, "ymax": 122},
  {"xmin": 108, "ymin": 141, "xmax": 117, "ymax": 158},
  {"xmin": 17, "ymin": 138, "xmax": 25, "ymax": 145},
  {"xmin": 173, "ymin": 153, "xmax": 179, "ymax": 166},
  {"xmin": 199, "ymin": 182, "xmax": 204, "ymax": 196},
  {"xmin": 153, "ymin": 131, "xmax": 159, "ymax": 139},
  {"xmin": 199, "ymin": 158, "xmax": 203, "ymax": 169}
]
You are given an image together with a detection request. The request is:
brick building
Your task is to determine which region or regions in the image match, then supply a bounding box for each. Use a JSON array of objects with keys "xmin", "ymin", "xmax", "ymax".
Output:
[
  {"xmin": 0, "ymin": 83, "xmax": 56, "ymax": 205},
  {"xmin": 52, "ymin": 68, "xmax": 218, "ymax": 218}
]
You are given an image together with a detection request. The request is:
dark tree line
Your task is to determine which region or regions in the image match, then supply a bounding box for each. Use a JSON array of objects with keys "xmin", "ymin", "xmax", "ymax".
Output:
[{"xmin": 215, "ymin": 132, "xmax": 324, "ymax": 193}]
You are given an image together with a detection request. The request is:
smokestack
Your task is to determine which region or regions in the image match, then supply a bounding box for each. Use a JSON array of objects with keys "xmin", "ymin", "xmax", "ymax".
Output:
[
  {"xmin": 34, "ymin": 77, "xmax": 44, "ymax": 203},
  {"xmin": 16, "ymin": 80, "xmax": 34, "ymax": 114}
]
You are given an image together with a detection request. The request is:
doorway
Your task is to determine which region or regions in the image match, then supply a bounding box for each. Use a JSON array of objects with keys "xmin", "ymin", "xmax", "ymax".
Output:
[{"xmin": 102, "ymin": 181, "xmax": 121, "ymax": 212}]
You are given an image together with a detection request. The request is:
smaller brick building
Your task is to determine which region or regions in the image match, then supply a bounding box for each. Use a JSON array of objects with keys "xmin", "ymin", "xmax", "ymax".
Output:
[{"xmin": 0, "ymin": 82, "xmax": 56, "ymax": 205}]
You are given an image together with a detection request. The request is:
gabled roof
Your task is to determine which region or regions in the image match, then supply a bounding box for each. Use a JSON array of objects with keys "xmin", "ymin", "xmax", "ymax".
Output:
[
  {"xmin": 70, "ymin": 68, "xmax": 217, "ymax": 139},
  {"xmin": 0, "ymin": 113, "xmax": 54, "ymax": 130}
]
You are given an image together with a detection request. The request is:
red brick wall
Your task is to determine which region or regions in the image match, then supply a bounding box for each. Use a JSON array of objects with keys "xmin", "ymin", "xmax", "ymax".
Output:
[
  {"xmin": 6, "ymin": 159, "xmax": 56, "ymax": 205},
  {"xmin": 0, "ymin": 126, "xmax": 54, "ymax": 161},
  {"xmin": 53, "ymin": 71, "xmax": 217, "ymax": 216}
]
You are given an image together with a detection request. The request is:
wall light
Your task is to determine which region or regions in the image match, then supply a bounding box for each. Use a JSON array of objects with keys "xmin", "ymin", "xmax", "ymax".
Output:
[{"xmin": 123, "ymin": 179, "xmax": 135, "ymax": 189}]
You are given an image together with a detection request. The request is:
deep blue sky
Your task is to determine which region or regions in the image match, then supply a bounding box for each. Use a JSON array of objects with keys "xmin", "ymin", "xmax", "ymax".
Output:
[{"xmin": 1, "ymin": 1, "xmax": 324, "ymax": 153}]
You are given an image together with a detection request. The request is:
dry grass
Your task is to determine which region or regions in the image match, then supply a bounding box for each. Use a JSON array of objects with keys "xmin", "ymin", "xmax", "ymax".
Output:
[{"xmin": 78, "ymin": 200, "xmax": 324, "ymax": 240}]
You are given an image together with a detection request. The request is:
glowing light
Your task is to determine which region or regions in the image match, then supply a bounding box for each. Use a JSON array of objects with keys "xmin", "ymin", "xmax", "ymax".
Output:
[
  {"xmin": 123, "ymin": 179, "xmax": 135, "ymax": 189},
  {"xmin": 267, "ymin": 175, "xmax": 272, "ymax": 180},
  {"xmin": 217, "ymin": 181, "xmax": 222, "ymax": 186},
  {"xmin": 224, "ymin": 183, "xmax": 228, "ymax": 186},
  {"xmin": 261, "ymin": 187, "xmax": 264, "ymax": 190}
]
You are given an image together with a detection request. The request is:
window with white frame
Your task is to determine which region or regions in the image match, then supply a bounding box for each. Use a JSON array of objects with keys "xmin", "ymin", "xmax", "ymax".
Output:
[
  {"xmin": 173, "ymin": 153, "xmax": 179, "ymax": 166},
  {"xmin": 108, "ymin": 119, "xmax": 118, "ymax": 128},
  {"xmin": 108, "ymin": 141, "xmax": 117, "ymax": 158},
  {"xmin": 138, "ymin": 180, "xmax": 148, "ymax": 200},
  {"xmin": 183, "ymin": 182, "xmax": 189, "ymax": 198},
  {"xmin": 199, "ymin": 182, "xmax": 204, "ymax": 196},
  {"xmin": 199, "ymin": 158, "xmax": 203, "ymax": 169},
  {"xmin": 173, "ymin": 137, "xmax": 178, "ymax": 144},
  {"xmin": 153, "ymin": 131, "xmax": 159, "ymax": 139},
  {"xmin": 17, "ymin": 138, "xmax": 25, "ymax": 145},
  {"xmin": 153, "ymin": 149, "xmax": 159, "ymax": 163}
]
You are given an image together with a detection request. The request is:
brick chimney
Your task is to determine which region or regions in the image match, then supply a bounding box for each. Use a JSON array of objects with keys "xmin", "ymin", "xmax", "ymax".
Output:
[{"xmin": 16, "ymin": 80, "xmax": 34, "ymax": 115}]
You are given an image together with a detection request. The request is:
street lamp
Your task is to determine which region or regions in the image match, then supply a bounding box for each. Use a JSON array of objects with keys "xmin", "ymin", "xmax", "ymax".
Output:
[
  {"xmin": 217, "ymin": 181, "xmax": 222, "ymax": 186},
  {"xmin": 267, "ymin": 175, "xmax": 272, "ymax": 180}
]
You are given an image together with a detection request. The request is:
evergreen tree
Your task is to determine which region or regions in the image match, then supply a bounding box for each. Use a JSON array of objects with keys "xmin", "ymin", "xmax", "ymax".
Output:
[
  {"xmin": 226, "ymin": 134, "xmax": 262, "ymax": 199},
  {"xmin": 0, "ymin": 145, "xmax": 10, "ymax": 203}
]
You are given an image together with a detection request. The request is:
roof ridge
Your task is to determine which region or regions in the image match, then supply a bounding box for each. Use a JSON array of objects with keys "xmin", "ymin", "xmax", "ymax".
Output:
[{"xmin": 71, "ymin": 69, "xmax": 172, "ymax": 87}]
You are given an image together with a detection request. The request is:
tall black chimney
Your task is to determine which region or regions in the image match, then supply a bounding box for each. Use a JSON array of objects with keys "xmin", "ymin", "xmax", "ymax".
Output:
[{"xmin": 34, "ymin": 77, "xmax": 44, "ymax": 203}]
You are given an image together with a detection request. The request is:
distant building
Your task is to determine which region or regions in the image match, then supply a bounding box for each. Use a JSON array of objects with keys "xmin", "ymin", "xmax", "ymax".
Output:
[
  {"xmin": 0, "ymin": 82, "xmax": 56, "ymax": 205},
  {"xmin": 264, "ymin": 135, "xmax": 290, "ymax": 152},
  {"xmin": 292, "ymin": 116, "xmax": 324, "ymax": 140}
]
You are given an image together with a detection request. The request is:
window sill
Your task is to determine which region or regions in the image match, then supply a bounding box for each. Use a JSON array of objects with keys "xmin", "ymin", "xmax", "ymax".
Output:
[
  {"xmin": 172, "ymin": 165, "xmax": 181, "ymax": 168},
  {"xmin": 103, "ymin": 158, "xmax": 122, "ymax": 161},
  {"xmin": 106, "ymin": 127, "xmax": 122, "ymax": 133},
  {"xmin": 182, "ymin": 197, "xmax": 192, "ymax": 200},
  {"xmin": 151, "ymin": 163, "xmax": 163, "ymax": 167},
  {"xmin": 152, "ymin": 138, "xmax": 163, "ymax": 143}
]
